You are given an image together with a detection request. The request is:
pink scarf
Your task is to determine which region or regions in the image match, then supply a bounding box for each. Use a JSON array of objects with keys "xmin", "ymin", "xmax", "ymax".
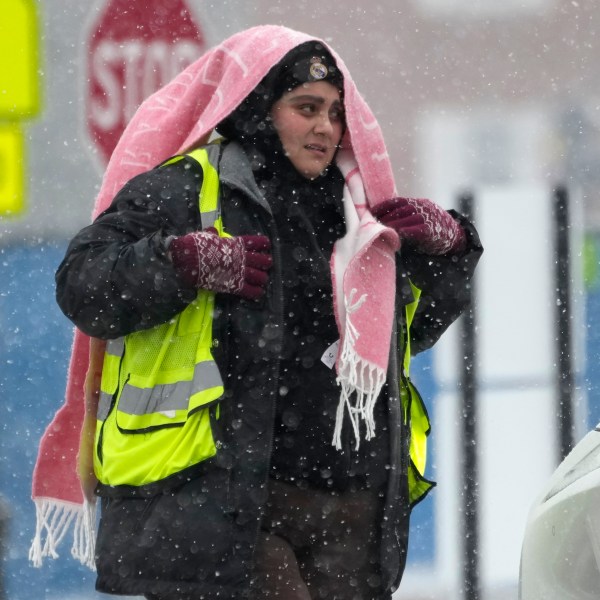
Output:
[{"xmin": 30, "ymin": 24, "xmax": 399, "ymax": 568}]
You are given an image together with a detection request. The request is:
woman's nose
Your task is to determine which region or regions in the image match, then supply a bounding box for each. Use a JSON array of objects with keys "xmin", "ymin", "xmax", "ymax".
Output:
[{"xmin": 314, "ymin": 113, "xmax": 334, "ymax": 136}]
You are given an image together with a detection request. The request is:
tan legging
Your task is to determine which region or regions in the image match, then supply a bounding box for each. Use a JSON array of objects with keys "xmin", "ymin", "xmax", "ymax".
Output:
[
  {"xmin": 252, "ymin": 478, "xmax": 388, "ymax": 600},
  {"xmin": 144, "ymin": 479, "xmax": 388, "ymax": 600}
]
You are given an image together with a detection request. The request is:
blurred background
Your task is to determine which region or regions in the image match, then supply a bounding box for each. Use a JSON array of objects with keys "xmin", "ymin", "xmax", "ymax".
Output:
[{"xmin": 1, "ymin": 0, "xmax": 600, "ymax": 598}]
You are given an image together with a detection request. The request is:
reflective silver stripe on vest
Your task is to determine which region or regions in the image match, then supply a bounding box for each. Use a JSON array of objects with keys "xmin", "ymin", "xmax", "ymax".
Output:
[
  {"xmin": 98, "ymin": 391, "xmax": 113, "ymax": 421},
  {"xmin": 97, "ymin": 337, "xmax": 125, "ymax": 421},
  {"xmin": 117, "ymin": 359, "xmax": 223, "ymax": 416},
  {"xmin": 200, "ymin": 209, "xmax": 220, "ymax": 231},
  {"xmin": 106, "ymin": 337, "xmax": 124, "ymax": 357}
]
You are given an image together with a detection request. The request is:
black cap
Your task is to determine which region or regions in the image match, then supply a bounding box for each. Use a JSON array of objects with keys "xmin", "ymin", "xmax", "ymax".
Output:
[
  {"xmin": 217, "ymin": 41, "xmax": 343, "ymax": 141},
  {"xmin": 270, "ymin": 42, "xmax": 343, "ymax": 100}
]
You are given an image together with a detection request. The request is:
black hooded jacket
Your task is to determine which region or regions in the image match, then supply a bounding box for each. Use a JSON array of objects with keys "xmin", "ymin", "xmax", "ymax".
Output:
[{"xmin": 56, "ymin": 138, "xmax": 482, "ymax": 598}]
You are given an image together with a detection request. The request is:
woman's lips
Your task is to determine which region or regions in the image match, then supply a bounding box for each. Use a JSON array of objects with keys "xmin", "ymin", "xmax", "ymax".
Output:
[{"xmin": 305, "ymin": 144, "xmax": 327, "ymax": 154}]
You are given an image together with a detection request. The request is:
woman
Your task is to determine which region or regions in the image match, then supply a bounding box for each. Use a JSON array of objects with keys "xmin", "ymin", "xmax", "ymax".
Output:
[{"xmin": 49, "ymin": 25, "xmax": 481, "ymax": 600}]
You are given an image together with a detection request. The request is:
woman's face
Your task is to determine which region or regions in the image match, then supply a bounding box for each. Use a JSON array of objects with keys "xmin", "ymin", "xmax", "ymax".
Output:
[{"xmin": 270, "ymin": 81, "xmax": 344, "ymax": 179}]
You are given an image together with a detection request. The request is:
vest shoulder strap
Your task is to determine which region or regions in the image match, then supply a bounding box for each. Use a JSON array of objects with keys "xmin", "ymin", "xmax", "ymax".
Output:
[
  {"xmin": 403, "ymin": 280, "xmax": 422, "ymax": 375},
  {"xmin": 160, "ymin": 144, "xmax": 222, "ymax": 231}
]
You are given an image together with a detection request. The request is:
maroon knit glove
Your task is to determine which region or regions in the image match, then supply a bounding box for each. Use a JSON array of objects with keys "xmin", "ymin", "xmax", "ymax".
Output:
[
  {"xmin": 372, "ymin": 197, "xmax": 466, "ymax": 255},
  {"xmin": 169, "ymin": 228, "xmax": 272, "ymax": 300}
]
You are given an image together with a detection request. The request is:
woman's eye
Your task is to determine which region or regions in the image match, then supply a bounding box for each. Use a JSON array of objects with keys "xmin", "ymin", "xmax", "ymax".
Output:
[
  {"xmin": 330, "ymin": 109, "xmax": 345, "ymax": 122},
  {"xmin": 298, "ymin": 104, "xmax": 315, "ymax": 114}
]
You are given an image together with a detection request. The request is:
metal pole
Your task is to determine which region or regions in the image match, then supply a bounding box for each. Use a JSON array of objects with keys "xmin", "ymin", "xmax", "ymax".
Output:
[
  {"xmin": 553, "ymin": 185, "xmax": 574, "ymax": 462},
  {"xmin": 459, "ymin": 192, "xmax": 479, "ymax": 600}
]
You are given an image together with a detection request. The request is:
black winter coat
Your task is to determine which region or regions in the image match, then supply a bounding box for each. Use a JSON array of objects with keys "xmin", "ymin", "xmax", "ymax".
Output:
[{"xmin": 56, "ymin": 141, "xmax": 482, "ymax": 598}]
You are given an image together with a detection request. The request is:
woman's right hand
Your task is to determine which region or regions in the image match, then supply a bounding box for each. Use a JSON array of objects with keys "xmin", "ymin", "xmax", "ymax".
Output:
[{"xmin": 169, "ymin": 228, "xmax": 273, "ymax": 299}]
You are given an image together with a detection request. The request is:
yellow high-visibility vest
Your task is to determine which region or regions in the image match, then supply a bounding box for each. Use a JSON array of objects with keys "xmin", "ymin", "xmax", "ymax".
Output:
[
  {"xmin": 94, "ymin": 146, "xmax": 225, "ymax": 488},
  {"xmin": 94, "ymin": 143, "xmax": 432, "ymax": 504},
  {"xmin": 402, "ymin": 281, "xmax": 434, "ymax": 506}
]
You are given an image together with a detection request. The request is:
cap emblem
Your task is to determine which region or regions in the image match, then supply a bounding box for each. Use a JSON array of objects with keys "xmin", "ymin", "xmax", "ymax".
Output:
[{"xmin": 309, "ymin": 57, "xmax": 328, "ymax": 80}]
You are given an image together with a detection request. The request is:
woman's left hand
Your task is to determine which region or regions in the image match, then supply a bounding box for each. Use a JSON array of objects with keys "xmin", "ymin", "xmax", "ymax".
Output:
[{"xmin": 372, "ymin": 197, "xmax": 466, "ymax": 255}]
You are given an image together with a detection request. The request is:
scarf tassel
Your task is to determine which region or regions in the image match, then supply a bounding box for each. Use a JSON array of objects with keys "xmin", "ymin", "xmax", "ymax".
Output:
[
  {"xmin": 29, "ymin": 499, "xmax": 96, "ymax": 570},
  {"xmin": 333, "ymin": 289, "xmax": 387, "ymax": 451}
]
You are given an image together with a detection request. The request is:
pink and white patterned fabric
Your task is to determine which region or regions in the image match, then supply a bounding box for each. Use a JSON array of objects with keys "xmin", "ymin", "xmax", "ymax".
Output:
[{"xmin": 30, "ymin": 24, "xmax": 400, "ymax": 568}]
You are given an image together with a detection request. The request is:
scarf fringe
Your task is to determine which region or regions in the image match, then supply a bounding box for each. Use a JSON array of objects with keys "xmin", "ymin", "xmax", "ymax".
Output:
[
  {"xmin": 29, "ymin": 498, "xmax": 96, "ymax": 571},
  {"xmin": 333, "ymin": 289, "xmax": 387, "ymax": 451}
]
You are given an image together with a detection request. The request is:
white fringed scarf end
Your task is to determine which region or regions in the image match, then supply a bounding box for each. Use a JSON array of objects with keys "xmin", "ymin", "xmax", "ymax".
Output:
[
  {"xmin": 332, "ymin": 289, "xmax": 387, "ymax": 451},
  {"xmin": 29, "ymin": 498, "xmax": 96, "ymax": 570}
]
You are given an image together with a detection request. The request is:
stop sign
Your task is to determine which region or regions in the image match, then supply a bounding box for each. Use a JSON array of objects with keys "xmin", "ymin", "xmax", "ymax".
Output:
[{"xmin": 86, "ymin": 0, "xmax": 205, "ymax": 167}]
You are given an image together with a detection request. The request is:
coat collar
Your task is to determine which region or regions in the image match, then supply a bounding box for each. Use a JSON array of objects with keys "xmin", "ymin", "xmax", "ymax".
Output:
[{"xmin": 217, "ymin": 141, "xmax": 272, "ymax": 215}]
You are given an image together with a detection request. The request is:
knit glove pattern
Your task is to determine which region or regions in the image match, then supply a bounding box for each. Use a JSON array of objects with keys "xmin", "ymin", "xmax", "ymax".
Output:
[
  {"xmin": 372, "ymin": 197, "xmax": 466, "ymax": 255},
  {"xmin": 169, "ymin": 227, "xmax": 272, "ymax": 300}
]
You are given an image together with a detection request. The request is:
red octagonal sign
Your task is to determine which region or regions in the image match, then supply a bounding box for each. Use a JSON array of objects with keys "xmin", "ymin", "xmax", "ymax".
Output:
[{"xmin": 85, "ymin": 0, "xmax": 205, "ymax": 167}]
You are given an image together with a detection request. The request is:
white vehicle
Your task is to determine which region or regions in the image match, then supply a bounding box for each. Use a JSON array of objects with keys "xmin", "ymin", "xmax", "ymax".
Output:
[{"xmin": 519, "ymin": 424, "xmax": 600, "ymax": 599}]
